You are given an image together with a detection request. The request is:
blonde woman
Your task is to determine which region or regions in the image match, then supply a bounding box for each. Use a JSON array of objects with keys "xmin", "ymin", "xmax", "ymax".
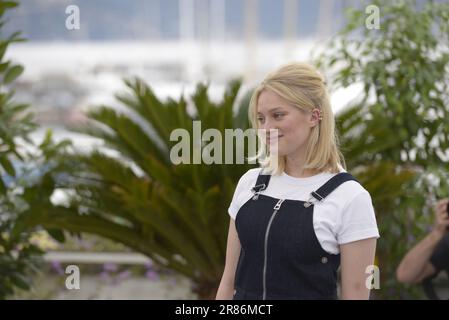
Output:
[{"xmin": 216, "ymin": 63, "xmax": 379, "ymax": 300}]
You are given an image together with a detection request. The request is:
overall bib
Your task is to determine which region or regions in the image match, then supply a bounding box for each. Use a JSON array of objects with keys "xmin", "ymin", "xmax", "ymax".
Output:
[{"xmin": 233, "ymin": 172, "xmax": 357, "ymax": 300}]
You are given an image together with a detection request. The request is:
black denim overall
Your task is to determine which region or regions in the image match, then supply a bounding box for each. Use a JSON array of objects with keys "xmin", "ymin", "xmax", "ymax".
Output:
[{"xmin": 233, "ymin": 172, "xmax": 357, "ymax": 300}]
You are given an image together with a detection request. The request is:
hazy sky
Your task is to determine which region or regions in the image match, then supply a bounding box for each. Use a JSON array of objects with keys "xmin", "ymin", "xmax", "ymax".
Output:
[{"xmin": 6, "ymin": 0, "xmax": 350, "ymax": 41}]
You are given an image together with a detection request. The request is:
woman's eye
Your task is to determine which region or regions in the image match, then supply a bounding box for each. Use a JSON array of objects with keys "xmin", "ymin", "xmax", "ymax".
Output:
[
  {"xmin": 273, "ymin": 113, "xmax": 284, "ymax": 119},
  {"xmin": 257, "ymin": 117, "xmax": 265, "ymax": 123}
]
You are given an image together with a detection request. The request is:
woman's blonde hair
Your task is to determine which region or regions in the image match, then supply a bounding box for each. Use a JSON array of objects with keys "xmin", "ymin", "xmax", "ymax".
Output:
[{"xmin": 248, "ymin": 62, "xmax": 345, "ymax": 175}]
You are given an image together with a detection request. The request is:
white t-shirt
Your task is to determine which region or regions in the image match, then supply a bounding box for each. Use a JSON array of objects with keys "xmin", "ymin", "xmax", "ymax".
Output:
[{"xmin": 228, "ymin": 168, "xmax": 380, "ymax": 255}]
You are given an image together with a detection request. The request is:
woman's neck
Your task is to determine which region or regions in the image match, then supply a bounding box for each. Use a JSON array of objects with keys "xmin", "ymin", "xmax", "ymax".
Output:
[{"xmin": 284, "ymin": 154, "xmax": 319, "ymax": 178}]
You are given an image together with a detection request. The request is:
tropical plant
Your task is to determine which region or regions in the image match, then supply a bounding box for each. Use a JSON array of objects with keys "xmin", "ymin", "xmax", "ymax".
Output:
[
  {"xmin": 14, "ymin": 78, "xmax": 255, "ymax": 299},
  {"xmin": 0, "ymin": 0, "xmax": 72, "ymax": 298}
]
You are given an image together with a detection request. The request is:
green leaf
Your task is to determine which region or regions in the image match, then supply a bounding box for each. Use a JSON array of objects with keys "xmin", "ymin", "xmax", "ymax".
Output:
[
  {"xmin": 0, "ymin": 2, "xmax": 18, "ymax": 9},
  {"xmin": 3, "ymin": 64, "xmax": 23, "ymax": 84},
  {"xmin": 46, "ymin": 229, "xmax": 66, "ymax": 243},
  {"xmin": 0, "ymin": 155, "xmax": 15, "ymax": 176},
  {"xmin": 0, "ymin": 60, "xmax": 10, "ymax": 73},
  {"xmin": 0, "ymin": 176, "xmax": 6, "ymax": 194},
  {"xmin": 0, "ymin": 41, "xmax": 7, "ymax": 61},
  {"xmin": 10, "ymin": 273, "xmax": 30, "ymax": 290}
]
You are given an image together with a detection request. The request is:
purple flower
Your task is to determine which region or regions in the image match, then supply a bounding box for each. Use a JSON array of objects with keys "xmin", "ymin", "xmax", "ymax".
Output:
[
  {"xmin": 145, "ymin": 270, "xmax": 159, "ymax": 281},
  {"xmin": 103, "ymin": 263, "xmax": 118, "ymax": 272},
  {"xmin": 144, "ymin": 260, "xmax": 154, "ymax": 270},
  {"xmin": 117, "ymin": 270, "xmax": 132, "ymax": 281},
  {"xmin": 50, "ymin": 261, "xmax": 64, "ymax": 275}
]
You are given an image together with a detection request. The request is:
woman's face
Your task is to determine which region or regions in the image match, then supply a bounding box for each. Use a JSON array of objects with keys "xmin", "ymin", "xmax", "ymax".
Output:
[{"xmin": 256, "ymin": 89, "xmax": 318, "ymax": 157}]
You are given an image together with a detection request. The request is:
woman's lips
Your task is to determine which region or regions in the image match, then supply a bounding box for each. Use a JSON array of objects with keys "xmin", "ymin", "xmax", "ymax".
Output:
[{"xmin": 266, "ymin": 135, "xmax": 283, "ymax": 144}]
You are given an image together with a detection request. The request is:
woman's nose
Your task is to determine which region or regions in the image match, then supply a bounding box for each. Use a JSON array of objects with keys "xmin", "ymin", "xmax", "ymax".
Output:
[
  {"xmin": 261, "ymin": 124, "xmax": 279, "ymax": 139},
  {"xmin": 261, "ymin": 118, "xmax": 275, "ymax": 131}
]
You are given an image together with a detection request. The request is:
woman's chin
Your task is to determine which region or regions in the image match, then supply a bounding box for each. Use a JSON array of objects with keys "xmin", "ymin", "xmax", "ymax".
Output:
[{"xmin": 267, "ymin": 144, "xmax": 287, "ymax": 156}]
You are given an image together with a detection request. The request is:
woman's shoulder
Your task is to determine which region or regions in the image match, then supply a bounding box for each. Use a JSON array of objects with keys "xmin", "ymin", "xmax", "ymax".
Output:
[
  {"xmin": 327, "ymin": 170, "xmax": 370, "ymax": 200},
  {"xmin": 237, "ymin": 167, "xmax": 263, "ymax": 187},
  {"xmin": 228, "ymin": 168, "xmax": 263, "ymax": 219}
]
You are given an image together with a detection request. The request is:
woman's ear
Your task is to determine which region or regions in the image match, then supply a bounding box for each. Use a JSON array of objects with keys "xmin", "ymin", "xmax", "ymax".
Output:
[{"xmin": 309, "ymin": 108, "xmax": 323, "ymax": 127}]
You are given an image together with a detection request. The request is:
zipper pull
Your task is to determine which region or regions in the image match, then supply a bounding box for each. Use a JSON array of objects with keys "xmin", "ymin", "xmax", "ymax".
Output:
[
  {"xmin": 252, "ymin": 183, "xmax": 267, "ymax": 201},
  {"xmin": 273, "ymin": 199, "xmax": 284, "ymax": 210}
]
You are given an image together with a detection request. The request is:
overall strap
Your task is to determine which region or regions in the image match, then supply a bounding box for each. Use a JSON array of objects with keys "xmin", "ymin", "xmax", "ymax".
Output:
[
  {"xmin": 251, "ymin": 170, "xmax": 271, "ymax": 200},
  {"xmin": 310, "ymin": 172, "xmax": 358, "ymax": 202}
]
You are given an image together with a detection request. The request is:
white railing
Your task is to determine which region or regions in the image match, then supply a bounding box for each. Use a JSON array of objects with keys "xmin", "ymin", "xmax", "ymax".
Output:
[{"xmin": 44, "ymin": 251, "xmax": 151, "ymax": 265}]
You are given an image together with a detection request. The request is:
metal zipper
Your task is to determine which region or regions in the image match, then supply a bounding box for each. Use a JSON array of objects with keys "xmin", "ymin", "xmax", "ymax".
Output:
[{"xmin": 262, "ymin": 198, "xmax": 284, "ymax": 300}]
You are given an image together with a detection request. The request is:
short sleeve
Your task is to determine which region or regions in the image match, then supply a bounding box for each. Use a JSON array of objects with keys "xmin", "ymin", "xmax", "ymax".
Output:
[
  {"xmin": 228, "ymin": 177, "xmax": 246, "ymax": 220},
  {"xmin": 430, "ymin": 234, "xmax": 449, "ymax": 272},
  {"xmin": 227, "ymin": 169, "xmax": 260, "ymax": 220},
  {"xmin": 337, "ymin": 191, "xmax": 380, "ymax": 245}
]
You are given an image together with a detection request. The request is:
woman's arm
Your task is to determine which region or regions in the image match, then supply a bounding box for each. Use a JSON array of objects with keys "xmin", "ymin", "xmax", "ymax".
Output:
[
  {"xmin": 340, "ymin": 237, "xmax": 377, "ymax": 300},
  {"xmin": 215, "ymin": 218, "xmax": 242, "ymax": 300},
  {"xmin": 396, "ymin": 198, "xmax": 449, "ymax": 284}
]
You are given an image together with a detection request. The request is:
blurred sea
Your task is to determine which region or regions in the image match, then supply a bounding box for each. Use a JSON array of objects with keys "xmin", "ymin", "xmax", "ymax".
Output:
[{"xmin": 8, "ymin": 40, "xmax": 362, "ymax": 151}]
